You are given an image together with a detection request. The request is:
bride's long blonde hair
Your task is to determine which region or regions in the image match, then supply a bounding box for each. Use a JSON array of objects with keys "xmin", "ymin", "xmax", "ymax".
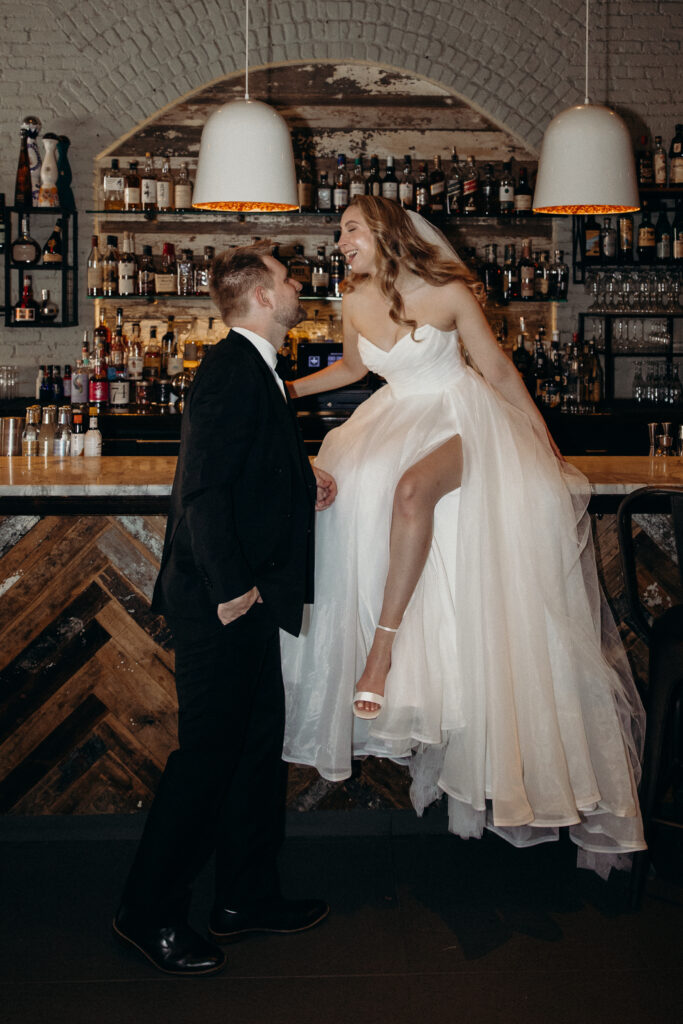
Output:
[{"xmin": 342, "ymin": 195, "xmax": 485, "ymax": 339}]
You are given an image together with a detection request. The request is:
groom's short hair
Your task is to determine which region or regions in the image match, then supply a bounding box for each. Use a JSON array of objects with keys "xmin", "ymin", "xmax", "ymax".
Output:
[{"xmin": 210, "ymin": 241, "xmax": 275, "ymax": 323}]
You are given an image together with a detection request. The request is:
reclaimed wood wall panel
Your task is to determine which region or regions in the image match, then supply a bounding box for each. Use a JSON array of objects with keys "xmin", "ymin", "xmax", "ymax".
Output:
[{"xmin": 0, "ymin": 512, "xmax": 678, "ymax": 815}]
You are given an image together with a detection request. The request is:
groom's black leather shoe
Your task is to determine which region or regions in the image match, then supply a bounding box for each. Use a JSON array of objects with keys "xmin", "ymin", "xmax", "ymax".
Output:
[
  {"xmin": 113, "ymin": 906, "xmax": 226, "ymax": 975},
  {"xmin": 209, "ymin": 898, "xmax": 329, "ymax": 943}
]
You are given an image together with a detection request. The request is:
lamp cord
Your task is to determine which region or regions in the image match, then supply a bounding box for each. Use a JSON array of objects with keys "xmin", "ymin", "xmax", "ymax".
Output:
[
  {"xmin": 245, "ymin": 0, "xmax": 250, "ymax": 100},
  {"xmin": 584, "ymin": 0, "xmax": 590, "ymax": 104}
]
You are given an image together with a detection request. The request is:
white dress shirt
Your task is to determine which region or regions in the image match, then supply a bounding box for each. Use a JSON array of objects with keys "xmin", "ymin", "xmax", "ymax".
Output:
[{"xmin": 232, "ymin": 326, "xmax": 286, "ymax": 399}]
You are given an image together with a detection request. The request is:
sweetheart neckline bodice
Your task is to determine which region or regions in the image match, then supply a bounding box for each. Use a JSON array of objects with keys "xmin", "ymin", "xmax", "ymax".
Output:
[{"xmin": 358, "ymin": 324, "xmax": 458, "ymax": 354}]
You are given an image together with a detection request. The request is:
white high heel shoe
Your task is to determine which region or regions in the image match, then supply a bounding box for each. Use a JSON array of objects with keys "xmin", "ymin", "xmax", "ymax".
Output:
[{"xmin": 352, "ymin": 624, "xmax": 398, "ymax": 720}]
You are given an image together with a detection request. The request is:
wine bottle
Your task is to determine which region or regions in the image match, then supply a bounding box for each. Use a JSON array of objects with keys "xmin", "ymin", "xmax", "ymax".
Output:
[{"xmin": 14, "ymin": 127, "xmax": 33, "ymax": 208}]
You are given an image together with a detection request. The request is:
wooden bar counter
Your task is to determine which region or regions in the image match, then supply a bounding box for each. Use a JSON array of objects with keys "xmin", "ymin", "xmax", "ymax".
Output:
[{"xmin": 0, "ymin": 455, "xmax": 681, "ymax": 816}]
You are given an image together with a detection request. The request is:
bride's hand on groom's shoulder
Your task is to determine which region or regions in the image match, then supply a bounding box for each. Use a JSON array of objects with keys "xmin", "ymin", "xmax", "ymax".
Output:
[{"xmin": 312, "ymin": 466, "xmax": 338, "ymax": 510}]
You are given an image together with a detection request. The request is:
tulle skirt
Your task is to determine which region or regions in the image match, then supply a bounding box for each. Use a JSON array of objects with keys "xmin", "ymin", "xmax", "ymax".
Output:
[{"xmin": 281, "ymin": 366, "xmax": 645, "ymax": 871}]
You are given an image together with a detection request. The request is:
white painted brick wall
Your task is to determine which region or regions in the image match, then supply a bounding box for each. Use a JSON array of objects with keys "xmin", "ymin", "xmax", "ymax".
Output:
[{"xmin": 0, "ymin": 0, "xmax": 680, "ymax": 373}]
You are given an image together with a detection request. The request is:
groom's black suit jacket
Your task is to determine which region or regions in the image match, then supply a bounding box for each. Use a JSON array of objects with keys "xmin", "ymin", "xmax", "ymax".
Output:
[{"xmin": 152, "ymin": 329, "xmax": 316, "ymax": 636}]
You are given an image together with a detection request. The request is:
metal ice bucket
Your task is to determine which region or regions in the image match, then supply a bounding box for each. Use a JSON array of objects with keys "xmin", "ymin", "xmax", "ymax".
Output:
[{"xmin": 0, "ymin": 417, "xmax": 25, "ymax": 456}]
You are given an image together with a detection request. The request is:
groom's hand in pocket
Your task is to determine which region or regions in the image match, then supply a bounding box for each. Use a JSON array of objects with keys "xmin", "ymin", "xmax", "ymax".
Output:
[{"xmin": 217, "ymin": 586, "xmax": 262, "ymax": 625}]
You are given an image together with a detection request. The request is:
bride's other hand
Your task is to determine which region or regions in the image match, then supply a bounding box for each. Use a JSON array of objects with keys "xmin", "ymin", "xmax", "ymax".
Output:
[{"xmin": 313, "ymin": 466, "xmax": 338, "ymax": 509}]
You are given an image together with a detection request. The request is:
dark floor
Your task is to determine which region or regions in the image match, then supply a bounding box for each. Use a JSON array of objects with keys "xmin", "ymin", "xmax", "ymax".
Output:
[{"xmin": 1, "ymin": 810, "xmax": 681, "ymax": 1024}]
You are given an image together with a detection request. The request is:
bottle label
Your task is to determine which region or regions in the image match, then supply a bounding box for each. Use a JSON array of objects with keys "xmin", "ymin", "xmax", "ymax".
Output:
[
  {"xmin": 70, "ymin": 434, "xmax": 85, "ymax": 456},
  {"xmin": 333, "ymin": 187, "xmax": 349, "ymax": 208},
  {"xmin": 166, "ymin": 355, "xmax": 184, "ymax": 376},
  {"xmin": 656, "ymin": 235, "xmax": 671, "ymax": 259},
  {"xmin": 584, "ymin": 229, "xmax": 600, "ymax": 259},
  {"xmin": 674, "ymin": 238, "xmax": 683, "ymax": 259},
  {"xmin": 298, "ymin": 182, "xmax": 313, "ymax": 208},
  {"xmin": 174, "ymin": 183, "xmax": 192, "ymax": 208},
  {"xmin": 13, "ymin": 243, "xmax": 38, "ymax": 262},
  {"xmin": 653, "ymin": 153, "xmax": 667, "ymax": 185},
  {"xmin": 312, "ymin": 270, "xmax": 329, "ymax": 288},
  {"xmin": 89, "ymin": 379, "xmax": 108, "ymax": 403},
  {"xmin": 289, "ymin": 265, "xmax": 311, "ymax": 284},
  {"xmin": 514, "ymin": 194, "xmax": 532, "ymax": 212},
  {"xmin": 382, "ymin": 182, "xmax": 399, "ymax": 200},
  {"xmin": 71, "ymin": 371, "xmax": 89, "ymax": 401},
  {"xmin": 671, "ymin": 156, "xmax": 683, "ymax": 184},
  {"xmin": 154, "ymin": 273, "xmax": 176, "ymax": 293},
  {"xmin": 349, "ymin": 182, "xmax": 366, "ymax": 198},
  {"xmin": 499, "ymin": 184, "xmax": 514, "ymax": 202},
  {"xmin": 157, "ymin": 181, "xmax": 173, "ymax": 207},
  {"xmin": 104, "ymin": 174, "xmax": 125, "ymax": 193},
  {"xmin": 430, "ymin": 181, "xmax": 445, "ymax": 197},
  {"xmin": 317, "ymin": 188, "xmax": 332, "ymax": 210},
  {"xmin": 520, "ymin": 269, "xmax": 535, "ymax": 298},
  {"xmin": 128, "ymin": 355, "xmax": 144, "ymax": 379},
  {"xmin": 399, "ymin": 182, "xmax": 414, "ymax": 204},
  {"xmin": 42, "ymin": 249, "xmax": 62, "ymax": 264},
  {"xmin": 124, "ymin": 186, "xmax": 141, "ymax": 206},
  {"xmin": 638, "ymin": 226, "xmax": 655, "ymax": 246},
  {"xmin": 109, "ymin": 380, "xmax": 130, "ymax": 406},
  {"xmin": 370, "ymin": 182, "xmax": 381, "ymax": 197},
  {"xmin": 141, "ymin": 179, "xmax": 156, "ymax": 203},
  {"xmin": 14, "ymin": 306, "xmax": 36, "ymax": 322},
  {"xmin": 463, "ymin": 179, "xmax": 477, "ymax": 196},
  {"xmin": 537, "ymin": 277, "xmax": 549, "ymax": 296}
]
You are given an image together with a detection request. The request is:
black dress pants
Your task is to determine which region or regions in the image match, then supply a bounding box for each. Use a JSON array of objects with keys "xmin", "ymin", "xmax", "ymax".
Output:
[{"xmin": 121, "ymin": 602, "xmax": 287, "ymax": 923}]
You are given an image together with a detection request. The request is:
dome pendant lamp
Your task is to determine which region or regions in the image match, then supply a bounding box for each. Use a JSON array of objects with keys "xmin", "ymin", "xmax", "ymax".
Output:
[
  {"xmin": 193, "ymin": 0, "xmax": 298, "ymax": 211},
  {"xmin": 533, "ymin": 0, "xmax": 639, "ymax": 215}
]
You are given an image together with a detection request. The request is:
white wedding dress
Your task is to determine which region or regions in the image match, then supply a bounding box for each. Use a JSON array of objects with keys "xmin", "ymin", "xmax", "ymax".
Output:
[{"xmin": 281, "ymin": 324, "xmax": 646, "ymax": 869}]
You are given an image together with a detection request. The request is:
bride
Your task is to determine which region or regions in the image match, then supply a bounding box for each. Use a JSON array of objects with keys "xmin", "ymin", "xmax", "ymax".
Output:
[{"xmin": 281, "ymin": 195, "xmax": 645, "ymax": 872}]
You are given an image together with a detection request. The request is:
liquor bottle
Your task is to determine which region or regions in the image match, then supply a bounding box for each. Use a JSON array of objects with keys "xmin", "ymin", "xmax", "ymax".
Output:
[
  {"xmin": 512, "ymin": 317, "xmax": 532, "ymax": 388},
  {"xmin": 157, "ymin": 159, "xmax": 175, "ymax": 211},
  {"xmin": 62, "ymin": 364, "xmax": 72, "ymax": 402},
  {"xmin": 160, "ymin": 315, "xmax": 176, "ymax": 373},
  {"xmin": 415, "ymin": 163, "xmax": 430, "ymax": 216},
  {"xmin": 21, "ymin": 406, "xmax": 40, "ymax": 456},
  {"xmin": 287, "ymin": 244, "xmax": 312, "ymax": 296},
  {"xmin": 297, "ymin": 158, "xmax": 314, "ymax": 211},
  {"xmin": 39, "ymin": 289, "xmax": 59, "ymax": 323},
  {"xmin": 349, "ymin": 157, "xmax": 367, "ymax": 200},
  {"xmin": 653, "ymin": 136, "xmax": 667, "ymax": 187},
  {"xmin": 618, "ymin": 214, "xmax": 634, "ymax": 264},
  {"xmin": 84, "ymin": 415, "xmax": 103, "ymax": 457},
  {"xmin": 124, "ymin": 162, "xmax": 141, "ymax": 210},
  {"xmin": 587, "ymin": 338, "xmax": 603, "ymax": 406},
  {"xmin": 15, "ymin": 127, "xmax": 33, "ymax": 208},
  {"xmin": 89, "ymin": 346, "xmax": 109, "ymax": 412},
  {"xmin": 10, "ymin": 214, "xmax": 41, "ymax": 265},
  {"xmin": 195, "ymin": 245, "xmax": 214, "ymax": 295},
  {"xmin": 143, "ymin": 326, "xmax": 162, "ymax": 385},
  {"xmin": 480, "ymin": 163, "xmax": 498, "ymax": 217},
  {"xmin": 316, "ymin": 172, "xmax": 332, "ymax": 213},
  {"xmin": 367, "ymin": 156, "xmax": 382, "ymax": 198},
  {"xmin": 655, "ymin": 205, "xmax": 671, "ymax": 262},
  {"xmin": 548, "ymin": 250, "xmax": 568, "ymax": 301},
  {"xmin": 399, "ymin": 156, "xmax": 415, "ymax": 211},
  {"xmin": 127, "ymin": 323, "xmax": 144, "ymax": 383},
  {"xmin": 673, "ymin": 201, "xmax": 683, "ymax": 262},
  {"xmin": 103, "ymin": 157, "xmax": 125, "ymax": 209},
  {"xmin": 137, "ymin": 245, "xmax": 155, "ymax": 296},
  {"xmin": 141, "ymin": 152, "xmax": 157, "ymax": 212},
  {"xmin": 583, "ymin": 214, "xmax": 601, "ymax": 264},
  {"xmin": 461, "ymin": 156, "xmax": 479, "ymax": 215},
  {"xmin": 166, "ymin": 329, "xmax": 184, "ymax": 377},
  {"xmin": 445, "ymin": 150, "xmax": 461, "ymax": 217},
  {"xmin": 566, "ymin": 337, "xmax": 583, "ymax": 411},
  {"xmin": 518, "ymin": 240, "xmax": 536, "ymax": 301},
  {"xmin": 37, "ymin": 406, "xmax": 57, "ymax": 456},
  {"xmin": 13, "ymin": 276, "xmax": 39, "ymax": 322},
  {"xmin": 381, "ymin": 156, "xmax": 399, "ymax": 202},
  {"xmin": 94, "ymin": 309, "xmax": 111, "ymax": 351},
  {"xmin": 599, "ymin": 217, "xmax": 617, "ymax": 263},
  {"xmin": 37, "ymin": 133, "xmax": 59, "ymax": 208},
  {"xmin": 534, "ymin": 251, "xmax": 551, "ymax": 300},
  {"xmin": 311, "ymin": 246, "xmax": 330, "ymax": 297},
  {"xmin": 514, "ymin": 167, "xmax": 532, "ymax": 215},
  {"xmin": 637, "ymin": 135, "xmax": 654, "ymax": 188},
  {"xmin": 102, "ymin": 235, "xmax": 119, "ymax": 296},
  {"xmin": 42, "ymin": 219, "xmax": 63, "ymax": 264},
  {"xmin": 637, "ymin": 205, "xmax": 656, "ymax": 263},
  {"xmin": 329, "ymin": 231, "xmax": 345, "ymax": 298},
  {"xmin": 86, "ymin": 235, "xmax": 103, "ymax": 296},
  {"xmin": 481, "ymin": 243, "xmax": 501, "ymax": 302},
  {"xmin": 53, "ymin": 406, "xmax": 72, "ymax": 456},
  {"xmin": 109, "ymin": 335, "xmax": 130, "ymax": 408},
  {"xmin": 501, "ymin": 244, "xmax": 518, "ymax": 303},
  {"xmin": 532, "ymin": 332, "xmax": 549, "ymax": 401},
  {"xmin": 333, "ymin": 154, "xmax": 349, "ymax": 214},
  {"xmin": 35, "ymin": 365, "xmax": 43, "ymax": 401},
  {"xmin": 0, "ymin": 193, "xmax": 5, "ymax": 255},
  {"xmin": 174, "ymin": 162, "xmax": 193, "ymax": 209},
  {"xmin": 39, "ymin": 366, "xmax": 53, "ymax": 405},
  {"xmin": 155, "ymin": 243, "xmax": 177, "ymax": 295},
  {"xmin": 108, "ymin": 310, "xmax": 126, "ymax": 385},
  {"xmin": 176, "ymin": 249, "xmax": 195, "ymax": 295},
  {"xmin": 669, "ymin": 124, "xmax": 683, "ymax": 186},
  {"xmin": 498, "ymin": 161, "xmax": 515, "ymax": 215},
  {"xmin": 71, "ymin": 343, "xmax": 90, "ymax": 407},
  {"xmin": 70, "ymin": 413, "xmax": 85, "ymax": 456},
  {"xmin": 118, "ymin": 232, "xmax": 137, "ymax": 296},
  {"xmin": 429, "ymin": 155, "xmax": 446, "ymax": 223}
]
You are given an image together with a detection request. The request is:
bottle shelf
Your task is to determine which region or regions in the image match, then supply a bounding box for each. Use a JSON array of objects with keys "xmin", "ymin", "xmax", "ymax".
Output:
[
  {"xmin": 86, "ymin": 208, "xmax": 555, "ymax": 226},
  {"xmin": 584, "ymin": 310, "xmax": 683, "ymax": 318},
  {"xmin": 88, "ymin": 293, "xmax": 344, "ymax": 303}
]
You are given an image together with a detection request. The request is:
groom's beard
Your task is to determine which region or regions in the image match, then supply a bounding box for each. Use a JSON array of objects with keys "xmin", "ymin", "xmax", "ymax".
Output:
[{"xmin": 274, "ymin": 301, "xmax": 307, "ymax": 331}]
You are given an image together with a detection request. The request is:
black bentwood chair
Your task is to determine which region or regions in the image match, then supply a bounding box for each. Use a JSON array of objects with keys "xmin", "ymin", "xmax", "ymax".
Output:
[{"xmin": 617, "ymin": 485, "xmax": 683, "ymax": 908}]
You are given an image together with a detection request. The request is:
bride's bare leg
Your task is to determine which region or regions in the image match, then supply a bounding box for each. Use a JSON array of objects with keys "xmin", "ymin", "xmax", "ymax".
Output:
[{"xmin": 355, "ymin": 435, "xmax": 464, "ymax": 714}]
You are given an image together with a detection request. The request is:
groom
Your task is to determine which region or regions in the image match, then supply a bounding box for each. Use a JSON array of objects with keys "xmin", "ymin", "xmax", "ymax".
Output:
[{"xmin": 114, "ymin": 242, "xmax": 336, "ymax": 976}]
